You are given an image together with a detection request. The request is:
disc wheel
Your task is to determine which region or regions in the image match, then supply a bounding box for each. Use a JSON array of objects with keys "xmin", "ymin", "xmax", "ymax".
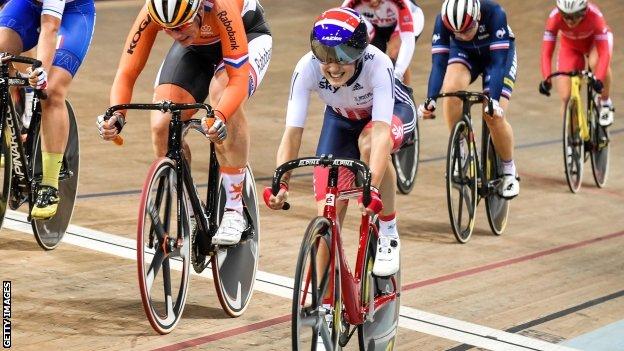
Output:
[
  {"xmin": 563, "ymin": 98, "xmax": 584, "ymax": 193},
  {"xmin": 589, "ymin": 104, "xmax": 609, "ymax": 187},
  {"xmin": 358, "ymin": 226, "xmax": 400, "ymax": 350},
  {"xmin": 137, "ymin": 157, "xmax": 191, "ymax": 334},
  {"xmin": 31, "ymin": 100, "xmax": 80, "ymax": 250},
  {"xmin": 0, "ymin": 125, "xmax": 11, "ymax": 230},
  {"xmin": 292, "ymin": 217, "xmax": 342, "ymax": 350},
  {"xmin": 392, "ymin": 120, "xmax": 419, "ymax": 194},
  {"xmin": 484, "ymin": 134, "xmax": 510, "ymax": 235},
  {"xmin": 211, "ymin": 165, "xmax": 260, "ymax": 317},
  {"xmin": 446, "ymin": 120, "xmax": 478, "ymax": 243}
]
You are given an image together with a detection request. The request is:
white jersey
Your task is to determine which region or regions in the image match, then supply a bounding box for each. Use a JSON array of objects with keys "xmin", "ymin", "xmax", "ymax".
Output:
[
  {"xmin": 39, "ymin": 0, "xmax": 74, "ymax": 19},
  {"xmin": 286, "ymin": 46, "xmax": 398, "ymax": 128}
]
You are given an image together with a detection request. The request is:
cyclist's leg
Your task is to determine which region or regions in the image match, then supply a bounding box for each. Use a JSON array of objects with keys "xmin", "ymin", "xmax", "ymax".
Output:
[
  {"xmin": 588, "ymin": 32, "xmax": 614, "ymax": 126},
  {"xmin": 556, "ymin": 45, "xmax": 584, "ymax": 116},
  {"xmin": 441, "ymin": 63, "xmax": 472, "ymax": 130}
]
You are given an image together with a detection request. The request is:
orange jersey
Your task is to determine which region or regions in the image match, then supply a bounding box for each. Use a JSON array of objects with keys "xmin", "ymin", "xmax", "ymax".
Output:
[{"xmin": 111, "ymin": 0, "xmax": 253, "ymax": 121}]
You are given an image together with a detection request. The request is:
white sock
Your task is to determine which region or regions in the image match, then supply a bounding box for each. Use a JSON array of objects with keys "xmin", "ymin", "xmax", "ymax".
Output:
[
  {"xmin": 502, "ymin": 159, "xmax": 516, "ymax": 176},
  {"xmin": 221, "ymin": 167, "xmax": 246, "ymax": 213},
  {"xmin": 601, "ymin": 98, "xmax": 612, "ymax": 107},
  {"xmin": 379, "ymin": 217, "xmax": 398, "ymax": 239}
]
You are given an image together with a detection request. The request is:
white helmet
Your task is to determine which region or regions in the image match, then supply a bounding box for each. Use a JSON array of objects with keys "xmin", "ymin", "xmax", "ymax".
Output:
[
  {"xmin": 147, "ymin": 0, "xmax": 201, "ymax": 29},
  {"xmin": 441, "ymin": 0, "xmax": 481, "ymax": 32},
  {"xmin": 556, "ymin": 0, "xmax": 588, "ymax": 14}
]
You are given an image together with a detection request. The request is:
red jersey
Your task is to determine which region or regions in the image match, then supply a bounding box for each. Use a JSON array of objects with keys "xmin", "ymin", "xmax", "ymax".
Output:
[{"xmin": 541, "ymin": 3, "xmax": 611, "ymax": 81}]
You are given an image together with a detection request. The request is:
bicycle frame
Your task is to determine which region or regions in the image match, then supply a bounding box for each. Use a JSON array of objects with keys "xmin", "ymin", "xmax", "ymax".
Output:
[{"xmin": 569, "ymin": 76, "xmax": 590, "ymax": 141}]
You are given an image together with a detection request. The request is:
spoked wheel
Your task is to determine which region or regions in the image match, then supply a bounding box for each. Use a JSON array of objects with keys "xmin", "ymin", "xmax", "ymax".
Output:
[
  {"xmin": 292, "ymin": 216, "xmax": 342, "ymax": 351},
  {"xmin": 0, "ymin": 126, "xmax": 11, "ymax": 230},
  {"xmin": 358, "ymin": 226, "xmax": 400, "ymax": 350},
  {"xmin": 212, "ymin": 166, "xmax": 260, "ymax": 317},
  {"xmin": 589, "ymin": 105, "xmax": 609, "ymax": 187},
  {"xmin": 563, "ymin": 98, "xmax": 584, "ymax": 193},
  {"xmin": 137, "ymin": 157, "xmax": 191, "ymax": 334},
  {"xmin": 392, "ymin": 120, "xmax": 419, "ymax": 194},
  {"xmin": 484, "ymin": 134, "xmax": 509, "ymax": 235},
  {"xmin": 31, "ymin": 100, "xmax": 80, "ymax": 250},
  {"xmin": 446, "ymin": 120, "xmax": 478, "ymax": 243}
]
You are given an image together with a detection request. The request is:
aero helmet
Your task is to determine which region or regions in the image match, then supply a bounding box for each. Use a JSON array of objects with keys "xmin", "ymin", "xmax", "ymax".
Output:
[
  {"xmin": 556, "ymin": 0, "xmax": 588, "ymax": 14},
  {"xmin": 147, "ymin": 0, "xmax": 201, "ymax": 29},
  {"xmin": 441, "ymin": 0, "xmax": 481, "ymax": 32},
  {"xmin": 310, "ymin": 7, "xmax": 369, "ymax": 64}
]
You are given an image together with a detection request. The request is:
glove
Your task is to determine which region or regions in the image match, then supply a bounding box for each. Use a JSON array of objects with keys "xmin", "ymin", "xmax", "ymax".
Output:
[
  {"xmin": 485, "ymin": 99, "xmax": 504, "ymax": 118},
  {"xmin": 417, "ymin": 98, "xmax": 436, "ymax": 119},
  {"xmin": 202, "ymin": 116, "xmax": 227, "ymax": 142},
  {"xmin": 263, "ymin": 182, "xmax": 288, "ymax": 210},
  {"xmin": 358, "ymin": 186, "xmax": 383, "ymax": 215},
  {"xmin": 96, "ymin": 112, "xmax": 126, "ymax": 141},
  {"xmin": 27, "ymin": 67, "xmax": 47, "ymax": 90},
  {"xmin": 538, "ymin": 80, "xmax": 552, "ymax": 97},
  {"xmin": 592, "ymin": 79, "xmax": 604, "ymax": 94}
]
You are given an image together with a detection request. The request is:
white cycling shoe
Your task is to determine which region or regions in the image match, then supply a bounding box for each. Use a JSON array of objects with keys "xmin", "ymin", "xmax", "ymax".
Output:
[
  {"xmin": 212, "ymin": 210, "xmax": 247, "ymax": 245},
  {"xmin": 599, "ymin": 104, "xmax": 614, "ymax": 127},
  {"xmin": 500, "ymin": 174, "xmax": 520, "ymax": 199},
  {"xmin": 373, "ymin": 236, "xmax": 400, "ymax": 277}
]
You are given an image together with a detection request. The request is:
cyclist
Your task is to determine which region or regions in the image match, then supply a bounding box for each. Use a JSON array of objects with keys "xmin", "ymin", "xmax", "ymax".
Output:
[
  {"xmin": 418, "ymin": 0, "xmax": 520, "ymax": 199},
  {"xmin": 539, "ymin": 0, "xmax": 614, "ymax": 127},
  {"xmin": 0, "ymin": 0, "xmax": 96, "ymax": 219},
  {"xmin": 341, "ymin": 0, "xmax": 424, "ymax": 85},
  {"xmin": 98, "ymin": 0, "xmax": 272, "ymax": 245},
  {"xmin": 265, "ymin": 7, "xmax": 416, "ymax": 277}
]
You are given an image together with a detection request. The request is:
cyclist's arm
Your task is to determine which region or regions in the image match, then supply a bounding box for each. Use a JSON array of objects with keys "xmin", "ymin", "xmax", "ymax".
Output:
[
  {"xmin": 541, "ymin": 9, "xmax": 560, "ymax": 80},
  {"xmin": 110, "ymin": 7, "xmax": 160, "ymax": 110},
  {"xmin": 487, "ymin": 6, "xmax": 511, "ymax": 101},
  {"xmin": 426, "ymin": 15, "xmax": 450, "ymax": 99},
  {"xmin": 393, "ymin": 0, "xmax": 416, "ymax": 79},
  {"xmin": 369, "ymin": 56, "xmax": 394, "ymax": 188},
  {"xmin": 212, "ymin": 0, "xmax": 250, "ymax": 122},
  {"xmin": 592, "ymin": 14, "xmax": 611, "ymax": 82}
]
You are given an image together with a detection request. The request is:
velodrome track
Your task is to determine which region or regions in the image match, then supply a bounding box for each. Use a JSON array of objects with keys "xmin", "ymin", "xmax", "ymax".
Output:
[{"xmin": 0, "ymin": 0, "xmax": 623, "ymax": 350}]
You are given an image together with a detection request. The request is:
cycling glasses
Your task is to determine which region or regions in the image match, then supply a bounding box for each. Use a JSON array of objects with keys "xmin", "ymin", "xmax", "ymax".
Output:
[
  {"xmin": 311, "ymin": 39, "xmax": 365, "ymax": 65},
  {"xmin": 560, "ymin": 8, "xmax": 586, "ymax": 21}
]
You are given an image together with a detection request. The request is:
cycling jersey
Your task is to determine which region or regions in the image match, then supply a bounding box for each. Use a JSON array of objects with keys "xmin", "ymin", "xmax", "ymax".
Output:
[
  {"xmin": 111, "ymin": 0, "xmax": 270, "ymax": 121},
  {"xmin": 0, "ymin": 0, "xmax": 95, "ymax": 76},
  {"xmin": 541, "ymin": 3, "xmax": 611, "ymax": 81},
  {"xmin": 427, "ymin": 0, "xmax": 516, "ymax": 101},
  {"xmin": 342, "ymin": 0, "xmax": 424, "ymax": 79}
]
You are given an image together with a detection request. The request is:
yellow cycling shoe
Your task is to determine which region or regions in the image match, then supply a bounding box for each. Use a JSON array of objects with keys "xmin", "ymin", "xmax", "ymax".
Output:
[{"xmin": 30, "ymin": 185, "xmax": 60, "ymax": 220}]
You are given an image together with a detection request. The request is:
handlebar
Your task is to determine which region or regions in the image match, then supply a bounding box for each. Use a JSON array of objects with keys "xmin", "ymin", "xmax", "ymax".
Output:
[
  {"xmin": 545, "ymin": 70, "xmax": 596, "ymax": 83},
  {"xmin": 0, "ymin": 54, "xmax": 47, "ymax": 99},
  {"xmin": 432, "ymin": 91, "xmax": 492, "ymax": 113},
  {"xmin": 270, "ymin": 155, "xmax": 373, "ymax": 210}
]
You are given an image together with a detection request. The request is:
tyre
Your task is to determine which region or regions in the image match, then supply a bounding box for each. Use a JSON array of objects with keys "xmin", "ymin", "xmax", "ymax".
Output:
[
  {"xmin": 211, "ymin": 165, "xmax": 260, "ymax": 317},
  {"xmin": 392, "ymin": 120, "xmax": 419, "ymax": 195},
  {"xmin": 358, "ymin": 225, "xmax": 400, "ymax": 350},
  {"xmin": 31, "ymin": 100, "xmax": 80, "ymax": 250},
  {"xmin": 563, "ymin": 98, "xmax": 583, "ymax": 193},
  {"xmin": 292, "ymin": 217, "xmax": 342, "ymax": 350},
  {"xmin": 137, "ymin": 157, "xmax": 191, "ymax": 334},
  {"xmin": 446, "ymin": 120, "xmax": 478, "ymax": 243},
  {"xmin": 0, "ymin": 125, "xmax": 12, "ymax": 230},
  {"xmin": 484, "ymin": 134, "xmax": 509, "ymax": 235},
  {"xmin": 589, "ymin": 103, "xmax": 609, "ymax": 187}
]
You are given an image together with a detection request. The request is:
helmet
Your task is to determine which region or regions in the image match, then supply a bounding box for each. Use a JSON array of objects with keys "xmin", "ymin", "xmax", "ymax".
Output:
[
  {"xmin": 556, "ymin": 0, "xmax": 588, "ymax": 14},
  {"xmin": 147, "ymin": 0, "xmax": 201, "ymax": 29},
  {"xmin": 441, "ymin": 0, "xmax": 481, "ymax": 33},
  {"xmin": 310, "ymin": 7, "xmax": 369, "ymax": 64}
]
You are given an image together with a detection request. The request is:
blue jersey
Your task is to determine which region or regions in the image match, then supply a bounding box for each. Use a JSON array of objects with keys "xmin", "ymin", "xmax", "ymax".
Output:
[{"xmin": 427, "ymin": 0, "xmax": 516, "ymax": 101}]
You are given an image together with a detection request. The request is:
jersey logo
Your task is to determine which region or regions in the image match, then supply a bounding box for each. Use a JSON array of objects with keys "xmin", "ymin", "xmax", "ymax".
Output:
[
  {"xmin": 364, "ymin": 52, "xmax": 375, "ymax": 61},
  {"xmin": 496, "ymin": 28, "xmax": 506, "ymax": 39},
  {"xmin": 319, "ymin": 78, "xmax": 340, "ymax": 93},
  {"xmin": 216, "ymin": 11, "xmax": 240, "ymax": 50},
  {"xmin": 353, "ymin": 82, "xmax": 363, "ymax": 91},
  {"xmin": 127, "ymin": 15, "xmax": 151, "ymax": 55},
  {"xmin": 479, "ymin": 25, "xmax": 486, "ymax": 33},
  {"xmin": 391, "ymin": 124, "xmax": 404, "ymax": 141},
  {"xmin": 432, "ymin": 33, "xmax": 440, "ymax": 43}
]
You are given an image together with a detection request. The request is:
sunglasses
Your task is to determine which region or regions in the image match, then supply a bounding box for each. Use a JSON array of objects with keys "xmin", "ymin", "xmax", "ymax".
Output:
[{"xmin": 560, "ymin": 9, "xmax": 586, "ymax": 21}]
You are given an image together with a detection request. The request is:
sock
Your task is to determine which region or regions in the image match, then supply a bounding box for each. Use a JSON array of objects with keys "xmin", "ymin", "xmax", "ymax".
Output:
[
  {"xmin": 601, "ymin": 97, "xmax": 612, "ymax": 107},
  {"xmin": 502, "ymin": 159, "xmax": 516, "ymax": 176},
  {"xmin": 378, "ymin": 212, "xmax": 398, "ymax": 238},
  {"xmin": 221, "ymin": 166, "xmax": 246, "ymax": 213},
  {"xmin": 41, "ymin": 152, "xmax": 63, "ymax": 189}
]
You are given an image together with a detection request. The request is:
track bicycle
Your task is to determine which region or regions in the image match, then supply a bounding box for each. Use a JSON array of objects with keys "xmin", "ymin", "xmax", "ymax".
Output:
[
  {"xmin": 269, "ymin": 155, "xmax": 400, "ymax": 350},
  {"xmin": 543, "ymin": 70, "xmax": 610, "ymax": 193},
  {"xmin": 0, "ymin": 54, "xmax": 80, "ymax": 250},
  {"xmin": 434, "ymin": 91, "xmax": 511, "ymax": 243},
  {"xmin": 102, "ymin": 102, "xmax": 260, "ymax": 334}
]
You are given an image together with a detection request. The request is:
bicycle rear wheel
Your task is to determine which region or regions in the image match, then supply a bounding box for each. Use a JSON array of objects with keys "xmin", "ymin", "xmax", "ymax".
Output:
[
  {"xmin": 589, "ymin": 103, "xmax": 609, "ymax": 187},
  {"xmin": 0, "ymin": 125, "xmax": 11, "ymax": 230},
  {"xmin": 484, "ymin": 133, "xmax": 509, "ymax": 235},
  {"xmin": 211, "ymin": 165, "xmax": 260, "ymax": 317},
  {"xmin": 392, "ymin": 120, "xmax": 419, "ymax": 194},
  {"xmin": 292, "ymin": 217, "xmax": 342, "ymax": 351},
  {"xmin": 446, "ymin": 120, "xmax": 477, "ymax": 243},
  {"xmin": 358, "ymin": 225, "xmax": 400, "ymax": 350},
  {"xmin": 31, "ymin": 100, "xmax": 80, "ymax": 250},
  {"xmin": 563, "ymin": 98, "xmax": 583, "ymax": 193},
  {"xmin": 137, "ymin": 157, "xmax": 191, "ymax": 334}
]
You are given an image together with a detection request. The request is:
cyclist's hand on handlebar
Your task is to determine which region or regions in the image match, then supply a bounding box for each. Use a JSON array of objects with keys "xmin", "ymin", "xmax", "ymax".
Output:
[
  {"xmin": 358, "ymin": 186, "xmax": 383, "ymax": 216},
  {"xmin": 202, "ymin": 116, "xmax": 227, "ymax": 143},
  {"xmin": 417, "ymin": 98, "xmax": 436, "ymax": 119},
  {"xmin": 591, "ymin": 79, "xmax": 604, "ymax": 94},
  {"xmin": 97, "ymin": 112, "xmax": 126, "ymax": 141},
  {"xmin": 26, "ymin": 66, "xmax": 47, "ymax": 90},
  {"xmin": 263, "ymin": 183, "xmax": 289, "ymax": 210},
  {"xmin": 484, "ymin": 99, "xmax": 504, "ymax": 119},
  {"xmin": 538, "ymin": 80, "xmax": 552, "ymax": 97}
]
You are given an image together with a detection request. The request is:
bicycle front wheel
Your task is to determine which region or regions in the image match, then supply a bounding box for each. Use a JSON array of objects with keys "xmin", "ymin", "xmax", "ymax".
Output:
[
  {"xmin": 137, "ymin": 157, "xmax": 191, "ymax": 334},
  {"xmin": 484, "ymin": 134, "xmax": 509, "ymax": 235},
  {"xmin": 0, "ymin": 125, "xmax": 11, "ymax": 230},
  {"xmin": 563, "ymin": 98, "xmax": 584, "ymax": 193},
  {"xmin": 446, "ymin": 120, "xmax": 477, "ymax": 243},
  {"xmin": 31, "ymin": 100, "xmax": 80, "ymax": 250},
  {"xmin": 392, "ymin": 120, "xmax": 419, "ymax": 194},
  {"xmin": 292, "ymin": 216, "xmax": 342, "ymax": 351},
  {"xmin": 589, "ymin": 102, "xmax": 609, "ymax": 187}
]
